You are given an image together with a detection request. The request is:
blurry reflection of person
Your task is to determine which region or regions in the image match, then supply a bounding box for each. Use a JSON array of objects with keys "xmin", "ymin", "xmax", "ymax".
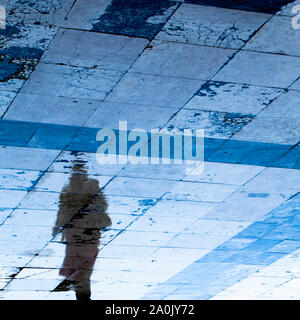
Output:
[{"xmin": 52, "ymin": 162, "xmax": 111, "ymax": 301}]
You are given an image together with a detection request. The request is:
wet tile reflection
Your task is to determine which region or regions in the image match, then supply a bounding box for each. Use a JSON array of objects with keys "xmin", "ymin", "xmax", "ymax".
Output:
[{"xmin": 52, "ymin": 161, "xmax": 111, "ymax": 300}]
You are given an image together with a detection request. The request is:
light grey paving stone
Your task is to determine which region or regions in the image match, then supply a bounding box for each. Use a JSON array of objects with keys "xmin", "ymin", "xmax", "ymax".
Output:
[
  {"xmin": 0, "ymin": 91, "xmax": 16, "ymax": 116},
  {"xmin": 18, "ymin": 191, "xmax": 61, "ymax": 210},
  {"xmin": 244, "ymin": 15, "xmax": 300, "ymax": 56},
  {"xmin": 165, "ymin": 232, "xmax": 230, "ymax": 249},
  {"xmin": 85, "ymin": 101, "xmax": 176, "ymax": 130},
  {"xmin": 244, "ymin": 167, "xmax": 300, "ymax": 190},
  {"xmin": 20, "ymin": 63, "xmax": 123, "ymax": 101},
  {"xmin": 4, "ymin": 209, "xmax": 58, "ymax": 227},
  {"xmin": 34, "ymin": 172, "xmax": 112, "ymax": 193},
  {"xmin": 0, "ymin": 189, "xmax": 27, "ymax": 208},
  {"xmin": 165, "ymin": 109, "xmax": 253, "ymax": 138},
  {"xmin": 5, "ymin": 93, "xmax": 99, "ymax": 126},
  {"xmin": 3, "ymin": 0, "xmax": 75, "ymax": 26},
  {"xmin": 277, "ymin": 0, "xmax": 300, "ymax": 16},
  {"xmin": 145, "ymin": 199, "xmax": 218, "ymax": 218},
  {"xmin": 48, "ymin": 151, "xmax": 125, "ymax": 176},
  {"xmin": 103, "ymin": 176, "xmax": 176, "ymax": 198},
  {"xmin": 61, "ymin": 0, "xmax": 112, "ymax": 29},
  {"xmin": 0, "ymin": 224, "xmax": 53, "ymax": 243},
  {"xmin": 106, "ymin": 72, "xmax": 204, "ymax": 108},
  {"xmin": 117, "ymin": 163, "xmax": 189, "ymax": 180},
  {"xmin": 163, "ymin": 181, "xmax": 239, "ymax": 202},
  {"xmin": 213, "ymin": 51, "xmax": 300, "ymax": 88},
  {"xmin": 290, "ymin": 77, "xmax": 300, "ymax": 90},
  {"xmin": 259, "ymin": 90, "xmax": 300, "ymax": 118},
  {"xmin": 105, "ymin": 195, "xmax": 157, "ymax": 215},
  {"xmin": 182, "ymin": 162, "xmax": 264, "ymax": 185},
  {"xmin": 4, "ymin": 279, "xmax": 62, "ymax": 291},
  {"xmin": 0, "ymin": 168, "xmax": 41, "ymax": 190},
  {"xmin": 184, "ymin": 219, "xmax": 249, "ymax": 236},
  {"xmin": 231, "ymin": 116, "xmax": 300, "ymax": 145},
  {"xmin": 127, "ymin": 215, "xmax": 196, "ymax": 233},
  {"xmin": 41, "ymin": 29, "xmax": 149, "ymax": 72},
  {"xmin": 110, "ymin": 230, "xmax": 176, "ymax": 247},
  {"xmin": 0, "ymin": 146, "xmax": 60, "ymax": 171},
  {"xmin": 130, "ymin": 40, "xmax": 235, "ymax": 79},
  {"xmin": 202, "ymin": 187, "xmax": 296, "ymax": 222},
  {"xmin": 156, "ymin": 4, "xmax": 271, "ymax": 49},
  {"xmin": 184, "ymin": 81, "xmax": 284, "ymax": 115}
]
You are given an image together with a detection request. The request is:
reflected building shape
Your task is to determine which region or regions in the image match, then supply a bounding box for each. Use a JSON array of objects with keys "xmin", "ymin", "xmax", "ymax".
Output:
[{"xmin": 52, "ymin": 161, "xmax": 111, "ymax": 300}]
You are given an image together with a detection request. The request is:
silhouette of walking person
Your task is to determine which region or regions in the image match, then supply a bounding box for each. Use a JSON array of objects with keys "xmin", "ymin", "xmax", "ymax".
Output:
[{"xmin": 52, "ymin": 161, "xmax": 111, "ymax": 300}]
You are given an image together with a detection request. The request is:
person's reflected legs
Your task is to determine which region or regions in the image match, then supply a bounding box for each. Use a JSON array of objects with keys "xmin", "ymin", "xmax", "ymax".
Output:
[{"xmin": 52, "ymin": 161, "xmax": 111, "ymax": 300}]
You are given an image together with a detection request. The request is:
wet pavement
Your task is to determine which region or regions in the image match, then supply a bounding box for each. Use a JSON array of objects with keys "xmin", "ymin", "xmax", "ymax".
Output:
[{"xmin": 0, "ymin": 0, "xmax": 300, "ymax": 300}]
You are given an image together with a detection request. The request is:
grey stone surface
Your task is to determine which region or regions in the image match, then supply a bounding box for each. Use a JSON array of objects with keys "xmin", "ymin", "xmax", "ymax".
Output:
[
  {"xmin": 184, "ymin": 81, "xmax": 284, "ymax": 114},
  {"xmin": 231, "ymin": 116, "xmax": 300, "ymax": 145},
  {"xmin": 213, "ymin": 51, "xmax": 300, "ymax": 88},
  {"xmin": 85, "ymin": 101, "xmax": 176, "ymax": 130},
  {"xmin": 244, "ymin": 15, "xmax": 300, "ymax": 56},
  {"xmin": 156, "ymin": 4, "xmax": 270, "ymax": 48},
  {"xmin": 165, "ymin": 109, "xmax": 253, "ymax": 138},
  {"xmin": 4, "ymin": 93, "xmax": 100, "ymax": 126},
  {"xmin": 259, "ymin": 90, "xmax": 300, "ymax": 118},
  {"xmin": 41, "ymin": 29, "xmax": 149, "ymax": 72},
  {"xmin": 20, "ymin": 63, "xmax": 123, "ymax": 100},
  {"xmin": 130, "ymin": 40, "xmax": 235, "ymax": 79},
  {"xmin": 106, "ymin": 72, "xmax": 204, "ymax": 108}
]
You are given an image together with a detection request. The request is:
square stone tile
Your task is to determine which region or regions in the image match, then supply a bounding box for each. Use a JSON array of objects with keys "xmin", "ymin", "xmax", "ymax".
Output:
[
  {"xmin": 4, "ymin": 94, "xmax": 100, "ymax": 127},
  {"xmin": 213, "ymin": 51, "xmax": 300, "ymax": 88},
  {"xmin": 111, "ymin": 230, "xmax": 176, "ymax": 247},
  {"xmin": 104, "ymin": 176, "xmax": 176, "ymax": 198},
  {"xmin": 0, "ymin": 189, "xmax": 26, "ymax": 208},
  {"xmin": 3, "ymin": 0, "xmax": 75, "ymax": 26},
  {"xmin": 145, "ymin": 199, "xmax": 218, "ymax": 218},
  {"xmin": 0, "ymin": 146, "xmax": 60, "ymax": 171},
  {"xmin": 21, "ymin": 63, "xmax": 123, "ymax": 101},
  {"xmin": 166, "ymin": 233, "xmax": 230, "ymax": 249},
  {"xmin": 34, "ymin": 172, "xmax": 112, "ymax": 193},
  {"xmin": 165, "ymin": 109, "xmax": 253, "ymax": 138},
  {"xmin": 42, "ymin": 29, "xmax": 148, "ymax": 72},
  {"xmin": 231, "ymin": 116, "xmax": 300, "ymax": 145},
  {"xmin": 63, "ymin": 0, "xmax": 178, "ymax": 39},
  {"xmin": 182, "ymin": 161, "xmax": 264, "ymax": 185},
  {"xmin": 127, "ymin": 215, "xmax": 196, "ymax": 233},
  {"xmin": 202, "ymin": 187, "xmax": 296, "ymax": 221},
  {"xmin": 131, "ymin": 40, "xmax": 235, "ymax": 79},
  {"xmin": 184, "ymin": 81, "xmax": 284, "ymax": 114},
  {"xmin": 163, "ymin": 181, "xmax": 239, "ymax": 202},
  {"xmin": 244, "ymin": 15, "xmax": 300, "ymax": 56},
  {"xmin": 85, "ymin": 101, "xmax": 176, "ymax": 131},
  {"xmin": 156, "ymin": 4, "xmax": 270, "ymax": 48},
  {"xmin": 0, "ymin": 168, "xmax": 41, "ymax": 190},
  {"xmin": 4, "ymin": 209, "xmax": 57, "ymax": 227},
  {"xmin": 183, "ymin": 219, "xmax": 249, "ymax": 236},
  {"xmin": 259, "ymin": 90, "xmax": 300, "ymax": 118},
  {"xmin": 106, "ymin": 72, "xmax": 203, "ymax": 108},
  {"xmin": 244, "ymin": 168, "xmax": 300, "ymax": 190},
  {"xmin": 19, "ymin": 191, "xmax": 60, "ymax": 211}
]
